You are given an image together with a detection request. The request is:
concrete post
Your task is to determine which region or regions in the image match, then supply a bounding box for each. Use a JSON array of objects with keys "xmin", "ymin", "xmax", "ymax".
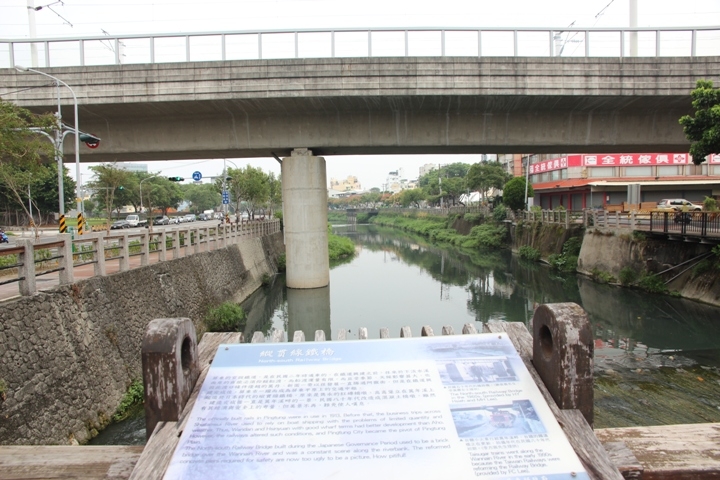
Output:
[
  {"xmin": 119, "ymin": 233, "xmax": 130, "ymax": 272},
  {"xmin": 94, "ymin": 233, "xmax": 106, "ymax": 277},
  {"xmin": 17, "ymin": 239, "xmax": 36, "ymax": 296},
  {"xmin": 141, "ymin": 318, "xmax": 199, "ymax": 439},
  {"xmin": 58, "ymin": 233, "xmax": 74, "ymax": 285},
  {"xmin": 158, "ymin": 231, "xmax": 167, "ymax": 262},
  {"xmin": 193, "ymin": 227, "xmax": 201, "ymax": 254},
  {"xmin": 532, "ymin": 302, "xmax": 594, "ymax": 427},
  {"xmin": 140, "ymin": 230, "xmax": 150, "ymax": 266},
  {"xmin": 173, "ymin": 229, "xmax": 181, "ymax": 259},
  {"xmin": 282, "ymin": 148, "xmax": 330, "ymax": 289}
]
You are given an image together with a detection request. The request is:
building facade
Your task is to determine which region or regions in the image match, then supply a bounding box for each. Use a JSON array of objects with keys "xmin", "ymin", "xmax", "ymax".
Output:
[{"xmin": 527, "ymin": 153, "xmax": 720, "ymax": 210}]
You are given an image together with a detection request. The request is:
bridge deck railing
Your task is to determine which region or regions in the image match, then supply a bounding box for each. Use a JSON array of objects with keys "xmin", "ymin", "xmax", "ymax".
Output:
[
  {"xmin": 3, "ymin": 26, "xmax": 719, "ymax": 69},
  {"xmin": 0, "ymin": 219, "xmax": 281, "ymax": 298}
]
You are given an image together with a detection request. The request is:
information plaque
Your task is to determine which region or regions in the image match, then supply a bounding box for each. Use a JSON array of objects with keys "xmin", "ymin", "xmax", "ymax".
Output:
[{"xmin": 165, "ymin": 333, "xmax": 589, "ymax": 480}]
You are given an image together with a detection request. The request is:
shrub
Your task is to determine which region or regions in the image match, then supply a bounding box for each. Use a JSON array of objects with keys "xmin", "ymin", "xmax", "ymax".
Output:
[
  {"xmin": 636, "ymin": 274, "xmax": 668, "ymax": 294},
  {"xmin": 463, "ymin": 213, "xmax": 483, "ymax": 223},
  {"xmin": 205, "ymin": 302, "xmax": 247, "ymax": 332},
  {"xmin": 619, "ymin": 267, "xmax": 639, "ymax": 285},
  {"xmin": 703, "ymin": 196, "xmax": 718, "ymax": 211},
  {"xmin": 492, "ymin": 204, "xmax": 508, "ymax": 222},
  {"xmin": 113, "ymin": 380, "xmax": 143, "ymax": 422},
  {"xmin": 467, "ymin": 224, "xmax": 507, "ymax": 249},
  {"xmin": 560, "ymin": 255, "xmax": 578, "ymax": 273},
  {"xmin": 591, "ymin": 269, "xmax": 617, "ymax": 284},
  {"xmin": 518, "ymin": 245, "xmax": 541, "ymax": 261},
  {"xmin": 328, "ymin": 233, "xmax": 355, "ymax": 260},
  {"xmin": 562, "ymin": 236, "xmax": 582, "ymax": 257},
  {"xmin": 277, "ymin": 253, "xmax": 286, "ymax": 272}
]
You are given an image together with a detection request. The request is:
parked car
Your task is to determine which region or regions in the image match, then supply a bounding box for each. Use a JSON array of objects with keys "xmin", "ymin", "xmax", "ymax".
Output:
[
  {"xmin": 124, "ymin": 214, "xmax": 148, "ymax": 227},
  {"xmin": 656, "ymin": 199, "xmax": 703, "ymax": 211},
  {"xmin": 198, "ymin": 213, "xmax": 209, "ymax": 221},
  {"xmin": 168, "ymin": 217, "xmax": 180, "ymax": 224},
  {"xmin": 152, "ymin": 215, "xmax": 170, "ymax": 225},
  {"xmin": 184, "ymin": 214, "xmax": 197, "ymax": 222},
  {"xmin": 111, "ymin": 220, "xmax": 130, "ymax": 229}
]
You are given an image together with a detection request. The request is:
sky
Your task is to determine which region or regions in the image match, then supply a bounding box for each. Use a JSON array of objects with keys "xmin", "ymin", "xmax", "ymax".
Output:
[{"xmin": 2, "ymin": 0, "xmax": 719, "ymax": 190}]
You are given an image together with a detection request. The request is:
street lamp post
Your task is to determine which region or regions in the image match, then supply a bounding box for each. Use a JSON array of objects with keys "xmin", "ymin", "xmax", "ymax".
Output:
[{"xmin": 15, "ymin": 65, "xmax": 82, "ymax": 233}]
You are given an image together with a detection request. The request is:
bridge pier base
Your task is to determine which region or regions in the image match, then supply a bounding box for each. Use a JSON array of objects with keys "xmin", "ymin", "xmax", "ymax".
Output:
[{"xmin": 282, "ymin": 148, "xmax": 330, "ymax": 289}]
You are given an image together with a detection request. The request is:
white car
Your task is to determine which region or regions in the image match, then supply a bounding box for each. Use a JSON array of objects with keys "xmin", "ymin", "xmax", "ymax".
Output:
[{"xmin": 656, "ymin": 199, "xmax": 703, "ymax": 211}]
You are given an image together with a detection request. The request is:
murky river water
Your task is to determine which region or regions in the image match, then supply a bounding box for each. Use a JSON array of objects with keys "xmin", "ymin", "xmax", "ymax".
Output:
[{"xmin": 91, "ymin": 224, "xmax": 720, "ymax": 444}]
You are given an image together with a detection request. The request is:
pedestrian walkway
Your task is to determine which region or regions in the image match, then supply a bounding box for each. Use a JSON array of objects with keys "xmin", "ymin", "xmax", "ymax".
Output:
[{"xmin": 0, "ymin": 220, "xmax": 281, "ymax": 303}]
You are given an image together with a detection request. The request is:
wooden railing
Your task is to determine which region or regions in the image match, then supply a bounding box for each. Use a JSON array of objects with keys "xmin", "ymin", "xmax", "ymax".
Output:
[{"xmin": 0, "ymin": 220, "xmax": 281, "ymax": 297}]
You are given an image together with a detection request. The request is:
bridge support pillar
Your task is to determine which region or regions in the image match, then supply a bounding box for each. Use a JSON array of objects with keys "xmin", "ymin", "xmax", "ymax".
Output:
[{"xmin": 282, "ymin": 148, "xmax": 329, "ymax": 289}]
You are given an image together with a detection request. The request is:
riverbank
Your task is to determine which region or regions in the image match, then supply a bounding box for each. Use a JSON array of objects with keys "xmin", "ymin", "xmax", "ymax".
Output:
[{"xmin": 368, "ymin": 210, "xmax": 720, "ymax": 308}]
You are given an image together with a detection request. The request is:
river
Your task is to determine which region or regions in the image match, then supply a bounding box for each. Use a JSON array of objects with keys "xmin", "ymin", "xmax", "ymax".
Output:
[{"xmin": 90, "ymin": 223, "xmax": 720, "ymax": 444}]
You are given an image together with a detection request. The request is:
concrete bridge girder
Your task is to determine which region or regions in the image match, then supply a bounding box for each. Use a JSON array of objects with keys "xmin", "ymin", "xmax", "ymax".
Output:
[{"xmin": 4, "ymin": 56, "xmax": 718, "ymax": 161}]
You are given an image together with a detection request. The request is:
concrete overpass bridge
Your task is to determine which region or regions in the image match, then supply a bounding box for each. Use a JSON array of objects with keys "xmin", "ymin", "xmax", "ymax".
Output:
[
  {"xmin": 2, "ymin": 26, "xmax": 720, "ymax": 161},
  {"xmin": 2, "ymin": 27, "xmax": 719, "ymax": 288}
]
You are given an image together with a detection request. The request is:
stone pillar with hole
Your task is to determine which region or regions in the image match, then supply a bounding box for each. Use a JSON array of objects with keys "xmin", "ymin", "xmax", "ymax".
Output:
[
  {"xmin": 532, "ymin": 302, "xmax": 594, "ymax": 427},
  {"xmin": 281, "ymin": 148, "xmax": 330, "ymax": 289},
  {"xmin": 141, "ymin": 318, "xmax": 199, "ymax": 439}
]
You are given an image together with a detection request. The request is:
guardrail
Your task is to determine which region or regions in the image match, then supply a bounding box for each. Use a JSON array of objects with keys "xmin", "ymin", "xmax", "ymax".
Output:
[
  {"xmin": 517, "ymin": 209, "xmax": 720, "ymax": 239},
  {"xmin": 3, "ymin": 26, "xmax": 719, "ymax": 68},
  {"xmin": 0, "ymin": 220, "xmax": 281, "ymax": 298}
]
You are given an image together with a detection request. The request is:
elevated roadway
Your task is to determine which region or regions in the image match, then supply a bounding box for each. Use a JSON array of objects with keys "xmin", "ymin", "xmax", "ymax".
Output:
[{"xmin": 4, "ymin": 55, "xmax": 719, "ymax": 162}]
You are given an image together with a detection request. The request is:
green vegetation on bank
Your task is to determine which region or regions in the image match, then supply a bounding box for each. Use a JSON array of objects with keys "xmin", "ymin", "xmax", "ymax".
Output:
[
  {"xmin": 205, "ymin": 302, "xmax": 247, "ymax": 332},
  {"xmin": 370, "ymin": 211, "xmax": 507, "ymax": 250},
  {"xmin": 329, "ymin": 225, "xmax": 355, "ymax": 261},
  {"xmin": 112, "ymin": 380, "xmax": 144, "ymax": 422}
]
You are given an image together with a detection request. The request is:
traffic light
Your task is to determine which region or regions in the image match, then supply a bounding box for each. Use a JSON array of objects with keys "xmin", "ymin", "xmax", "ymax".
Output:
[
  {"xmin": 168, "ymin": 177, "xmax": 184, "ymax": 182},
  {"xmin": 79, "ymin": 133, "xmax": 100, "ymax": 149}
]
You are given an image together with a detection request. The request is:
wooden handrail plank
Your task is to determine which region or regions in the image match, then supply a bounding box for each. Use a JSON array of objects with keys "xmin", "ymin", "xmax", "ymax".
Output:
[
  {"xmin": 0, "ymin": 445, "xmax": 143, "ymax": 480},
  {"xmin": 596, "ymin": 423, "xmax": 720, "ymax": 479}
]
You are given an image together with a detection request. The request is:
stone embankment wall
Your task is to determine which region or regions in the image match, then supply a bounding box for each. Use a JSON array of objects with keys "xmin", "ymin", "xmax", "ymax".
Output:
[
  {"xmin": 0, "ymin": 233, "xmax": 284, "ymax": 445},
  {"xmin": 510, "ymin": 221, "xmax": 584, "ymax": 257}
]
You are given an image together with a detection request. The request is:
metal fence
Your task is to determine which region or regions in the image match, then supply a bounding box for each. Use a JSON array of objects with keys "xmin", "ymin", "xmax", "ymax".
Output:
[
  {"xmin": 3, "ymin": 26, "xmax": 719, "ymax": 68},
  {"xmin": 516, "ymin": 209, "xmax": 720, "ymax": 239},
  {"xmin": 0, "ymin": 220, "xmax": 281, "ymax": 298}
]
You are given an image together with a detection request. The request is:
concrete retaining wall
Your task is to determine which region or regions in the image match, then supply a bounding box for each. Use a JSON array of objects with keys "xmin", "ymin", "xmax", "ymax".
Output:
[
  {"xmin": 577, "ymin": 228, "xmax": 720, "ymax": 306},
  {"xmin": 0, "ymin": 233, "xmax": 284, "ymax": 445}
]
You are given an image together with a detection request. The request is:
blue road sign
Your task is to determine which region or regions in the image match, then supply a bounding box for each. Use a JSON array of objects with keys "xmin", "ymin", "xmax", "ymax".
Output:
[
  {"xmin": 192, "ymin": 171, "xmax": 202, "ymax": 181},
  {"xmin": 222, "ymin": 191, "xmax": 230, "ymax": 205}
]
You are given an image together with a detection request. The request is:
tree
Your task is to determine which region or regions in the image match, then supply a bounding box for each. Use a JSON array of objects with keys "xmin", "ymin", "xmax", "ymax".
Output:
[
  {"xmin": 466, "ymin": 162, "xmax": 510, "ymax": 202},
  {"xmin": 679, "ymin": 80, "xmax": 720, "ymax": 165},
  {"xmin": 150, "ymin": 178, "xmax": 183, "ymax": 216},
  {"xmin": 87, "ymin": 164, "xmax": 134, "ymax": 228},
  {"xmin": 399, "ymin": 188, "xmax": 425, "ymax": 208},
  {"xmin": 184, "ymin": 183, "xmax": 220, "ymax": 213},
  {"xmin": 228, "ymin": 166, "xmax": 271, "ymax": 218},
  {"xmin": 503, "ymin": 176, "xmax": 534, "ymax": 211},
  {"xmin": 0, "ymin": 99, "xmax": 61, "ymax": 234}
]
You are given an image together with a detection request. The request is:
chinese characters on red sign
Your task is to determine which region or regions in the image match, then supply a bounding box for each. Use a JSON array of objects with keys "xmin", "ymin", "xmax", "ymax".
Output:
[{"xmin": 528, "ymin": 153, "xmax": 718, "ymax": 175}]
